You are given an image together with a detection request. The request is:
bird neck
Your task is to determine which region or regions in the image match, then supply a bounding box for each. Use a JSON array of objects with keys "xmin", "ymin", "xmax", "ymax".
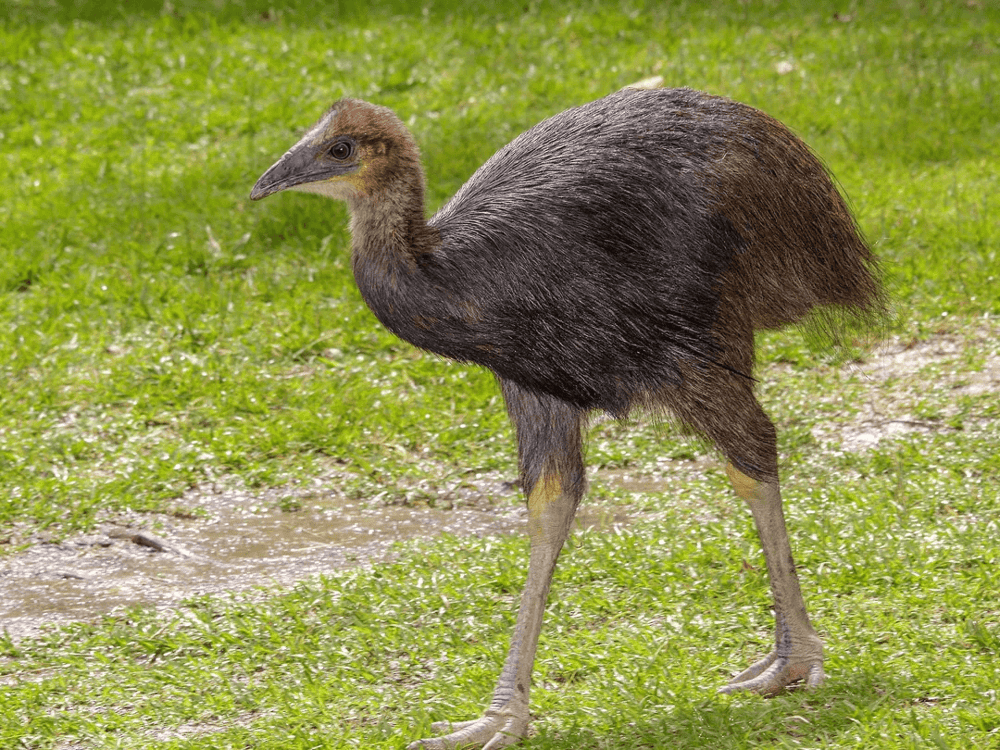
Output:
[
  {"xmin": 347, "ymin": 178, "xmax": 446, "ymax": 343},
  {"xmin": 347, "ymin": 177, "xmax": 435, "ymax": 261}
]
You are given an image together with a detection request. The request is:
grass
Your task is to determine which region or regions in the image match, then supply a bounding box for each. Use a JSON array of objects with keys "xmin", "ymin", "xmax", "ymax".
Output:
[{"xmin": 1, "ymin": 0, "xmax": 999, "ymax": 747}]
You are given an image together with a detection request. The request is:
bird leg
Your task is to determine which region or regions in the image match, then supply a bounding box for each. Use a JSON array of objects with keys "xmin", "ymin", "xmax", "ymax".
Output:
[
  {"xmin": 409, "ymin": 383, "xmax": 584, "ymax": 750},
  {"xmin": 408, "ymin": 471, "xmax": 577, "ymax": 750},
  {"xmin": 720, "ymin": 462, "xmax": 825, "ymax": 695}
]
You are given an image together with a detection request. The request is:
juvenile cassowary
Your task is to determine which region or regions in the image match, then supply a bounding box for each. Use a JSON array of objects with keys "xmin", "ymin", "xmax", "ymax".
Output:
[{"xmin": 251, "ymin": 86, "xmax": 884, "ymax": 750}]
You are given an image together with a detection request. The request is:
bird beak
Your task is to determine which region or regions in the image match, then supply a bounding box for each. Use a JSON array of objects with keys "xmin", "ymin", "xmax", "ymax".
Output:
[
  {"xmin": 250, "ymin": 141, "xmax": 355, "ymax": 201},
  {"xmin": 249, "ymin": 158, "xmax": 291, "ymax": 201}
]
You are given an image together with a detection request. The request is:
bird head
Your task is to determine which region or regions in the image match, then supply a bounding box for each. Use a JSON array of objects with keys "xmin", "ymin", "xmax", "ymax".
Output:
[{"xmin": 250, "ymin": 98, "xmax": 420, "ymax": 205}]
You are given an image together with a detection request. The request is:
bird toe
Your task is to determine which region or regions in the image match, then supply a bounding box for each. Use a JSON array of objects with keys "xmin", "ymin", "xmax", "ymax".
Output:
[
  {"xmin": 719, "ymin": 650, "xmax": 825, "ymax": 696},
  {"xmin": 408, "ymin": 710, "xmax": 528, "ymax": 750}
]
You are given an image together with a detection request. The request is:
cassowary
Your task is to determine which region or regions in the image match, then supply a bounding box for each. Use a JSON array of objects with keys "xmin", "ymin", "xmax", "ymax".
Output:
[{"xmin": 251, "ymin": 86, "xmax": 884, "ymax": 749}]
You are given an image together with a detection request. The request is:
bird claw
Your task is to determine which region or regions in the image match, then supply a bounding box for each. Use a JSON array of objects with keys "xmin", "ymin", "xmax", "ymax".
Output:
[
  {"xmin": 718, "ymin": 648, "xmax": 825, "ymax": 696},
  {"xmin": 407, "ymin": 709, "xmax": 528, "ymax": 750}
]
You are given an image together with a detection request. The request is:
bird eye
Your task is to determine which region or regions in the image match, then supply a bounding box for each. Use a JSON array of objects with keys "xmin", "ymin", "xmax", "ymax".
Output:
[{"xmin": 329, "ymin": 141, "xmax": 353, "ymax": 161}]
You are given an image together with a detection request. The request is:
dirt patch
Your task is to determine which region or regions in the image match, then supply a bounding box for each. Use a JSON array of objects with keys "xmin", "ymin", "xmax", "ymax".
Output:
[
  {"xmin": 0, "ymin": 478, "xmax": 519, "ymax": 641},
  {"xmin": 0, "ymin": 474, "xmax": 636, "ymax": 642},
  {"xmin": 811, "ymin": 322, "xmax": 1000, "ymax": 451}
]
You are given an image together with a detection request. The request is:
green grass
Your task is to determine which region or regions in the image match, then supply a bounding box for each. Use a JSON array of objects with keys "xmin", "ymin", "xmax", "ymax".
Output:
[{"xmin": 1, "ymin": 0, "xmax": 999, "ymax": 747}]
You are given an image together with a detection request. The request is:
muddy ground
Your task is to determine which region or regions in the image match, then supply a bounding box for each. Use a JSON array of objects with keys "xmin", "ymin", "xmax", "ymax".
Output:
[
  {"xmin": 0, "ymin": 461, "xmax": 666, "ymax": 643},
  {"xmin": 0, "ymin": 477, "xmax": 522, "ymax": 641},
  {"xmin": 2, "ymin": 325, "xmax": 997, "ymax": 641}
]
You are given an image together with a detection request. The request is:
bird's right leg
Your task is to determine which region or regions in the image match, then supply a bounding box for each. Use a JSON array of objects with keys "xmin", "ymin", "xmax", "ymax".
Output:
[{"xmin": 408, "ymin": 384, "xmax": 584, "ymax": 750}]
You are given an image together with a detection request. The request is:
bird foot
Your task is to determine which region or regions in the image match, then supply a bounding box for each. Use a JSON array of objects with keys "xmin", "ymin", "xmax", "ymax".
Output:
[
  {"xmin": 718, "ymin": 645, "xmax": 825, "ymax": 696},
  {"xmin": 407, "ymin": 708, "xmax": 529, "ymax": 750}
]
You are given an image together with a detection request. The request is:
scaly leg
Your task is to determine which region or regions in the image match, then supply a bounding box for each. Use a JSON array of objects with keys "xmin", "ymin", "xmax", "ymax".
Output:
[
  {"xmin": 409, "ymin": 385, "xmax": 584, "ymax": 750},
  {"xmin": 720, "ymin": 463, "xmax": 825, "ymax": 695}
]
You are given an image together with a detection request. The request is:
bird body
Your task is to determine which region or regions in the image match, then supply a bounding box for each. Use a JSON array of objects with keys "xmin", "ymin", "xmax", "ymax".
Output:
[
  {"xmin": 252, "ymin": 86, "xmax": 884, "ymax": 749},
  {"xmin": 259, "ymin": 87, "xmax": 880, "ymax": 450}
]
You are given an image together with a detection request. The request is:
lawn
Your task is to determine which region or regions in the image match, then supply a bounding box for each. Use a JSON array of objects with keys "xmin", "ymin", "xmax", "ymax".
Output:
[{"xmin": 1, "ymin": 0, "xmax": 998, "ymax": 748}]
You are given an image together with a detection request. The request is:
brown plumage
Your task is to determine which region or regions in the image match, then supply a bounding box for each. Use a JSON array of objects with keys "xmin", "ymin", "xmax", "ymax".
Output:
[{"xmin": 251, "ymin": 87, "xmax": 884, "ymax": 749}]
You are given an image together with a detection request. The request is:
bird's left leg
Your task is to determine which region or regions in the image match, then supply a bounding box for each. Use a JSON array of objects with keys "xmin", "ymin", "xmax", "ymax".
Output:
[
  {"xmin": 409, "ymin": 384, "xmax": 585, "ymax": 750},
  {"xmin": 719, "ymin": 463, "xmax": 824, "ymax": 695},
  {"xmin": 668, "ymin": 350, "xmax": 824, "ymax": 697}
]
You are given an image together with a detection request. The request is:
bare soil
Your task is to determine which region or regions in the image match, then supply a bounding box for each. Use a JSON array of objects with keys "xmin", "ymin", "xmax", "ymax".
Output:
[
  {"xmin": 0, "ymin": 479, "xmax": 523, "ymax": 641},
  {"xmin": 0, "ymin": 474, "xmax": 646, "ymax": 642},
  {"xmin": 810, "ymin": 322, "xmax": 1000, "ymax": 450}
]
